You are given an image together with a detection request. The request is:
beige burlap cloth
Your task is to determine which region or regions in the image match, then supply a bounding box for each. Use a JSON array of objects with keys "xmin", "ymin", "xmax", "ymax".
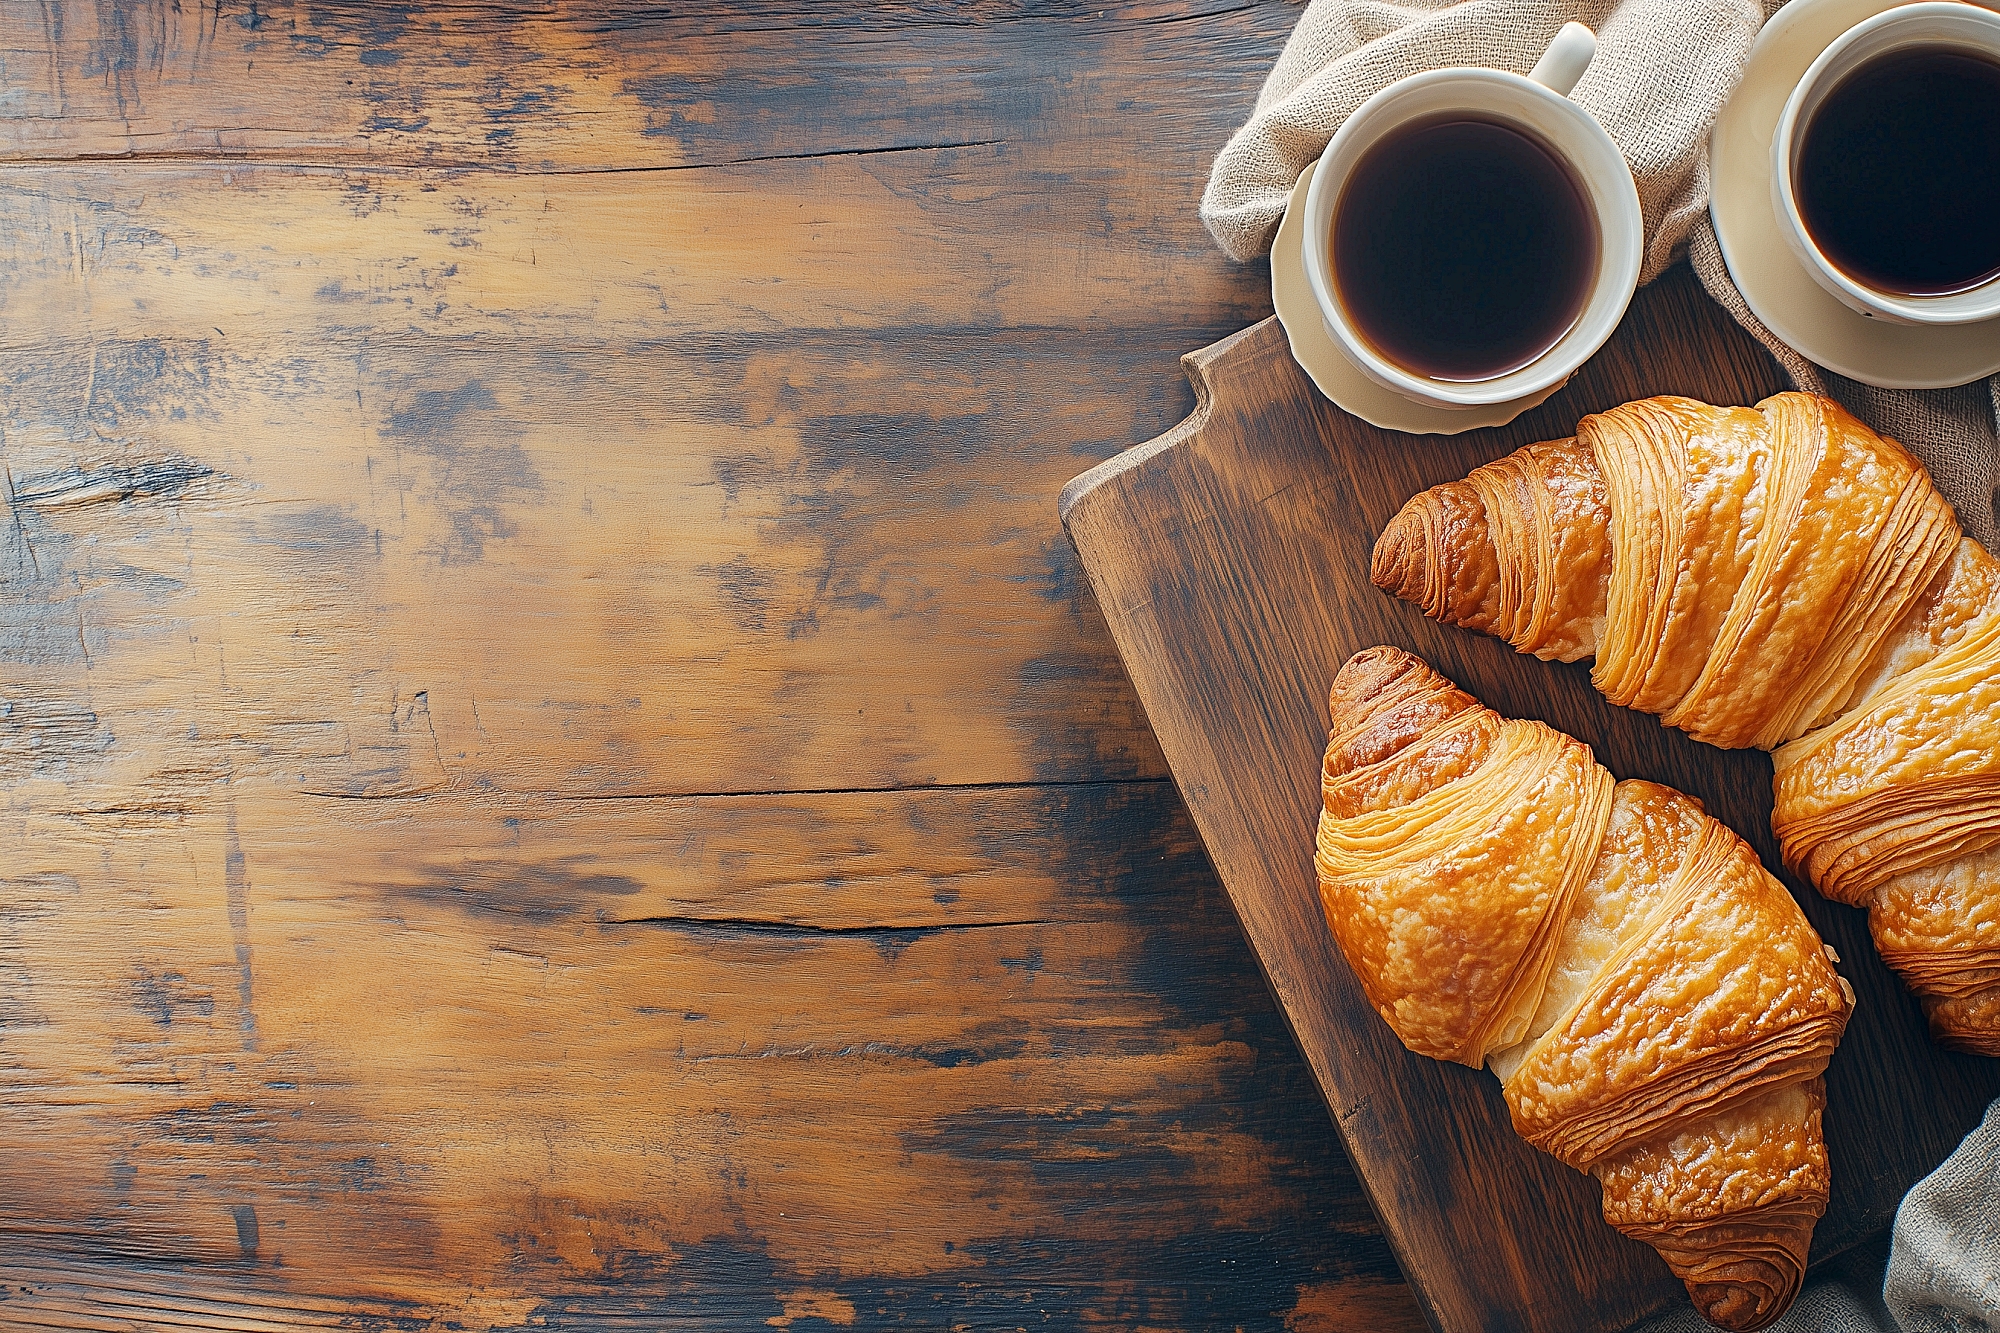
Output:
[
  {"xmin": 1202, "ymin": 5, "xmax": 2000, "ymax": 1327},
  {"xmin": 1200, "ymin": 0, "xmax": 2000, "ymax": 550}
]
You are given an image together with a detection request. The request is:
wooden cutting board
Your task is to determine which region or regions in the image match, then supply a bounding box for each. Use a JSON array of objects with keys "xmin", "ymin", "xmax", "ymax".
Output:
[{"xmin": 1058, "ymin": 264, "xmax": 2000, "ymax": 1333}]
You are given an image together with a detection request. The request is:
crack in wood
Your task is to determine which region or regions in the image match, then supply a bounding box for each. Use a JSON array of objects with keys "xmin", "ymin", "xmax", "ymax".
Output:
[
  {"xmin": 293, "ymin": 775, "xmax": 1172, "ymax": 802},
  {"xmin": 606, "ymin": 914, "xmax": 1055, "ymax": 936},
  {"xmin": 558, "ymin": 776, "xmax": 1174, "ymax": 800},
  {"xmin": 0, "ymin": 139, "xmax": 1010, "ymax": 176},
  {"xmin": 9, "ymin": 456, "xmax": 218, "ymax": 509}
]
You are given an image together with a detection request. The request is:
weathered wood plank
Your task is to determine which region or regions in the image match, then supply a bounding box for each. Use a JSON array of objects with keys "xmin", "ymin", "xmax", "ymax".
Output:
[
  {"xmin": 0, "ymin": 0, "xmax": 1432, "ymax": 1325},
  {"xmin": 0, "ymin": 326, "xmax": 1207, "ymax": 795},
  {"xmin": 0, "ymin": 3, "xmax": 1285, "ymax": 793},
  {"xmin": 0, "ymin": 1259, "xmax": 1424, "ymax": 1333},
  {"xmin": 0, "ymin": 156, "xmax": 1268, "ymax": 342},
  {"xmin": 0, "ymin": 779, "xmax": 1413, "ymax": 1326},
  {"xmin": 0, "ymin": 0, "xmax": 1292, "ymax": 170}
]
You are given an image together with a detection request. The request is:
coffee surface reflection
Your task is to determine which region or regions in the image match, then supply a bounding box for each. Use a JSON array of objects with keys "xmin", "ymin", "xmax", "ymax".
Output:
[
  {"xmin": 1796, "ymin": 46, "xmax": 2000, "ymax": 297},
  {"xmin": 1331, "ymin": 115, "xmax": 1599, "ymax": 383}
]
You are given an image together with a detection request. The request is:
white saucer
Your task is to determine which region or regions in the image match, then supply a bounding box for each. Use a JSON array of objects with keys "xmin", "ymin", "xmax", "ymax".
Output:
[
  {"xmin": 1271, "ymin": 158, "xmax": 1566, "ymax": 436},
  {"xmin": 1709, "ymin": 0, "xmax": 2000, "ymax": 389}
]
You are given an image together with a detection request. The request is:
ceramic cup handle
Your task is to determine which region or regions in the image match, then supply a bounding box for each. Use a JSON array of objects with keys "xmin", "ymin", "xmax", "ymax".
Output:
[{"xmin": 1528, "ymin": 22, "xmax": 1597, "ymax": 97}]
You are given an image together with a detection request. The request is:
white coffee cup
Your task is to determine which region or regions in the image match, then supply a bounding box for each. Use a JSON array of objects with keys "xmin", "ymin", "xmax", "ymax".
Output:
[
  {"xmin": 1300, "ymin": 24, "xmax": 1643, "ymax": 410},
  {"xmin": 1772, "ymin": 2, "xmax": 2000, "ymax": 327}
]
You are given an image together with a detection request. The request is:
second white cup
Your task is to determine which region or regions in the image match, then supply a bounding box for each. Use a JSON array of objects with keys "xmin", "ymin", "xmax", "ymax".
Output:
[{"xmin": 1772, "ymin": 1, "xmax": 2000, "ymax": 327}]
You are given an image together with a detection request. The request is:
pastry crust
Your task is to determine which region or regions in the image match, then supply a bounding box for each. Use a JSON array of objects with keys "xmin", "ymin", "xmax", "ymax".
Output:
[
  {"xmin": 1593, "ymin": 1081, "xmax": 1829, "ymax": 1333},
  {"xmin": 1316, "ymin": 648, "xmax": 1851, "ymax": 1333},
  {"xmin": 1372, "ymin": 393, "xmax": 2000, "ymax": 1054}
]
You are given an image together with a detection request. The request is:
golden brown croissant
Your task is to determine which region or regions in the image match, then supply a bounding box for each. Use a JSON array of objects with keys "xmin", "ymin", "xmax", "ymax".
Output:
[
  {"xmin": 1373, "ymin": 393, "xmax": 2000, "ymax": 1054},
  {"xmin": 1318, "ymin": 647, "xmax": 1854, "ymax": 1332}
]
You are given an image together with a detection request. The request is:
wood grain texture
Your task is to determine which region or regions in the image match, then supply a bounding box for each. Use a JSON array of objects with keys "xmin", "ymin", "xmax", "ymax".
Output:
[
  {"xmin": 0, "ymin": 0, "xmax": 1431, "ymax": 1327},
  {"xmin": 1060, "ymin": 265, "xmax": 2000, "ymax": 1333},
  {"xmin": 0, "ymin": 779, "xmax": 1405, "ymax": 1324}
]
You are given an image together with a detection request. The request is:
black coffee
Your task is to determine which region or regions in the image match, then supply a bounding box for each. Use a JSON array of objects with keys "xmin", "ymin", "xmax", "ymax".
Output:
[
  {"xmin": 1332, "ymin": 115, "xmax": 1598, "ymax": 383},
  {"xmin": 1796, "ymin": 46, "xmax": 2000, "ymax": 296}
]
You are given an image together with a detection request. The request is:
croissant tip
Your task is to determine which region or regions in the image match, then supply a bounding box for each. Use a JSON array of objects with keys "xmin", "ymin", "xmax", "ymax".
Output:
[
  {"xmin": 1937, "ymin": 1032, "xmax": 2000, "ymax": 1057},
  {"xmin": 1929, "ymin": 1001, "xmax": 2000, "ymax": 1057},
  {"xmin": 1327, "ymin": 646, "xmax": 1422, "ymax": 719},
  {"xmin": 1684, "ymin": 1277, "xmax": 1795, "ymax": 1333},
  {"xmin": 1335, "ymin": 644, "xmax": 1421, "ymax": 675},
  {"xmin": 1617, "ymin": 1167, "xmax": 1818, "ymax": 1332},
  {"xmin": 1652, "ymin": 1232, "xmax": 1810, "ymax": 1333},
  {"xmin": 1370, "ymin": 508, "xmax": 1423, "ymax": 596}
]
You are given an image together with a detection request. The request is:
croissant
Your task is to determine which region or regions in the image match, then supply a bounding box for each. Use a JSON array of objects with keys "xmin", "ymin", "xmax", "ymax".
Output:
[
  {"xmin": 1372, "ymin": 393, "xmax": 2000, "ymax": 1054},
  {"xmin": 1318, "ymin": 647, "xmax": 1853, "ymax": 1332}
]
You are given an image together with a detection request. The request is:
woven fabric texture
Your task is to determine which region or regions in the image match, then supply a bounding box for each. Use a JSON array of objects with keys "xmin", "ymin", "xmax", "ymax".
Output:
[{"xmin": 1886, "ymin": 1098, "xmax": 2000, "ymax": 1333}]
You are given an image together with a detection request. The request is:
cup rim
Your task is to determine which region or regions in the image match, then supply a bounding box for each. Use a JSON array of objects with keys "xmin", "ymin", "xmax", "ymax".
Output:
[
  {"xmin": 1772, "ymin": 0, "xmax": 2000, "ymax": 326},
  {"xmin": 1300, "ymin": 66, "xmax": 1643, "ymax": 407}
]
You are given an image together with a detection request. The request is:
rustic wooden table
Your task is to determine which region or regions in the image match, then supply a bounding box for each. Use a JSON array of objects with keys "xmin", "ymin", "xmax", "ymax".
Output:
[{"xmin": 0, "ymin": 1, "xmax": 1430, "ymax": 1327}]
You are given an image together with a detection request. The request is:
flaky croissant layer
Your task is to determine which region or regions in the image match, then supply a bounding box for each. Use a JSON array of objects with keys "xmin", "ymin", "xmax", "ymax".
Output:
[
  {"xmin": 1317, "ymin": 648, "xmax": 1852, "ymax": 1333},
  {"xmin": 1373, "ymin": 394, "xmax": 2000, "ymax": 1053}
]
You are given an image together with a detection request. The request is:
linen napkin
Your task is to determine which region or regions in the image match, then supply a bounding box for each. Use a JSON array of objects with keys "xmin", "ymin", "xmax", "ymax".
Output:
[
  {"xmin": 1884, "ymin": 1097, "xmax": 2000, "ymax": 1333},
  {"xmin": 1199, "ymin": 0, "xmax": 2000, "ymax": 550}
]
